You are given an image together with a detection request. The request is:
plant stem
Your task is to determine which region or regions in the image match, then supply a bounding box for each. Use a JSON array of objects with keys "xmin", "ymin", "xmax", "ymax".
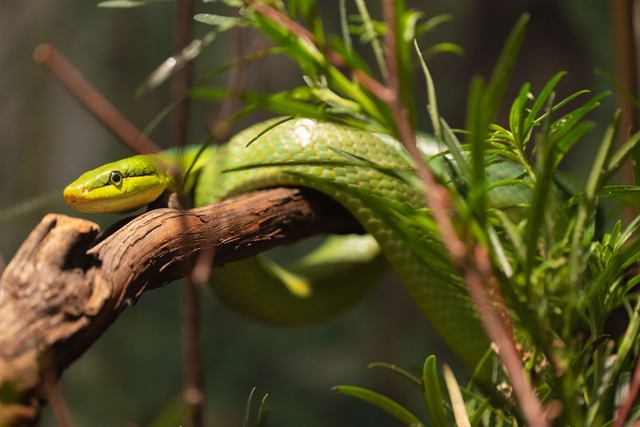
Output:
[{"xmin": 172, "ymin": 1, "xmax": 204, "ymax": 426}]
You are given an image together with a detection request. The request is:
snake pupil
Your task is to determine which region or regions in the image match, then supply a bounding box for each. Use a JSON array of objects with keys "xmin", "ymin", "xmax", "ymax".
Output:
[{"xmin": 109, "ymin": 171, "xmax": 123, "ymax": 186}]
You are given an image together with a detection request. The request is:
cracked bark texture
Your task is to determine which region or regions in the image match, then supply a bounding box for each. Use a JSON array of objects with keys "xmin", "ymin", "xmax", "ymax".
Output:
[{"xmin": 0, "ymin": 187, "xmax": 361, "ymax": 426}]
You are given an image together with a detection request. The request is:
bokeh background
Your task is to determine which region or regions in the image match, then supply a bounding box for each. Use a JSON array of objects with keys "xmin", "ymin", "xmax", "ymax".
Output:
[{"xmin": 0, "ymin": 1, "xmax": 615, "ymax": 426}]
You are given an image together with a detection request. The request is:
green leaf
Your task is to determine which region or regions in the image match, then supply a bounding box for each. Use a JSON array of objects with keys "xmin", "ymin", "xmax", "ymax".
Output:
[
  {"xmin": 355, "ymin": 0, "xmax": 389, "ymax": 80},
  {"xmin": 243, "ymin": 387, "xmax": 256, "ymax": 427},
  {"xmin": 569, "ymin": 109, "xmax": 620, "ymax": 288},
  {"xmin": 489, "ymin": 215, "xmax": 520, "ymax": 276},
  {"xmin": 598, "ymin": 185, "xmax": 640, "ymax": 199},
  {"xmin": 509, "ymin": 82, "xmax": 531, "ymax": 147},
  {"xmin": 421, "ymin": 42, "xmax": 465, "ymax": 60},
  {"xmin": 333, "ymin": 385, "xmax": 425, "ymax": 426},
  {"xmin": 553, "ymin": 121, "xmax": 597, "ymax": 167},
  {"xmin": 368, "ymin": 362, "xmax": 421, "ymax": 387},
  {"xmin": 396, "ymin": 8, "xmax": 419, "ymax": 127},
  {"xmin": 485, "ymin": 13, "xmax": 529, "ymax": 125},
  {"xmin": 439, "ymin": 118, "xmax": 471, "ymax": 181},
  {"xmin": 524, "ymin": 71, "xmax": 566, "ymax": 134},
  {"xmin": 401, "ymin": 10, "xmax": 425, "ymax": 42},
  {"xmin": 257, "ymin": 393, "xmax": 270, "ymax": 427},
  {"xmin": 533, "ymin": 89, "xmax": 593, "ymax": 126},
  {"xmin": 338, "ymin": 0, "xmax": 352, "ymax": 55},
  {"xmin": 416, "ymin": 14, "xmax": 455, "ymax": 35},
  {"xmin": 466, "ymin": 75, "xmax": 488, "ymax": 226},
  {"xmin": 244, "ymin": 117, "xmax": 295, "ymax": 147},
  {"xmin": 524, "ymin": 93, "xmax": 558, "ymax": 285},
  {"xmin": 603, "ymin": 127, "xmax": 640, "ymax": 183},
  {"xmin": 594, "ymin": 68, "xmax": 640, "ymax": 110},
  {"xmin": 468, "ymin": 397, "xmax": 492, "ymax": 427},
  {"xmin": 194, "ymin": 14, "xmax": 246, "ymax": 32},
  {"xmin": 414, "ymin": 40, "xmax": 442, "ymax": 140},
  {"xmin": 548, "ymin": 92, "xmax": 609, "ymax": 147},
  {"xmin": 442, "ymin": 365, "xmax": 471, "ymax": 427},
  {"xmin": 422, "ymin": 356, "xmax": 447, "ymax": 427},
  {"xmin": 190, "ymin": 86, "xmax": 360, "ymax": 127},
  {"xmin": 582, "ymin": 236, "xmax": 640, "ymax": 308}
]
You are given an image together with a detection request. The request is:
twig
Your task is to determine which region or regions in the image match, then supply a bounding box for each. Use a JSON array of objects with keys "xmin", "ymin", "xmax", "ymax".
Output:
[
  {"xmin": 41, "ymin": 361, "xmax": 75, "ymax": 427},
  {"xmin": 173, "ymin": 0, "xmax": 195, "ymax": 151},
  {"xmin": 33, "ymin": 44, "xmax": 160, "ymax": 155}
]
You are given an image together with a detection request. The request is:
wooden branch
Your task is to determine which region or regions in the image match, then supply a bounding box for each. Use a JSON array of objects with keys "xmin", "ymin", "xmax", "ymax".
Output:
[{"xmin": 0, "ymin": 187, "xmax": 361, "ymax": 426}]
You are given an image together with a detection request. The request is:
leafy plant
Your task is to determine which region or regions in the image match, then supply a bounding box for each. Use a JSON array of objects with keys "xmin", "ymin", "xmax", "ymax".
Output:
[{"xmin": 100, "ymin": 0, "xmax": 640, "ymax": 425}]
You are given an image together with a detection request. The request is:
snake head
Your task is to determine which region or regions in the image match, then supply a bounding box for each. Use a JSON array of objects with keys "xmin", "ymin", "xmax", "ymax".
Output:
[{"xmin": 63, "ymin": 154, "xmax": 177, "ymax": 213}]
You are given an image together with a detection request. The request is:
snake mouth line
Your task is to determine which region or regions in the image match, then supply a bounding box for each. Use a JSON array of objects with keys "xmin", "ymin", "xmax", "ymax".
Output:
[
  {"xmin": 63, "ymin": 185, "xmax": 164, "ymax": 214},
  {"xmin": 63, "ymin": 187, "xmax": 86, "ymax": 206}
]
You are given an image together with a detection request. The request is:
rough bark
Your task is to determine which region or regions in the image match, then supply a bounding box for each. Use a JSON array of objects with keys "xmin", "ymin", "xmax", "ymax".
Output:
[{"xmin": 0, "ymin": 187, "xmax": 361, "ymax": 426}]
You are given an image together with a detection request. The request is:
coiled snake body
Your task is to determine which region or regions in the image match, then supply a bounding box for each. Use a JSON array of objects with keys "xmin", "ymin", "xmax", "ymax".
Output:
[{"xmin": 65, "ymin": 118, "xmax": 531, "ymax": 366}]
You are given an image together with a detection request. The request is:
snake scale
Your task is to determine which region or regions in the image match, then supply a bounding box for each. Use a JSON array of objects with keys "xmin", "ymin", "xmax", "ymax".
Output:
[{"xmin": 65, "ymin": 118, "xmax": 533, "ymax": 367}]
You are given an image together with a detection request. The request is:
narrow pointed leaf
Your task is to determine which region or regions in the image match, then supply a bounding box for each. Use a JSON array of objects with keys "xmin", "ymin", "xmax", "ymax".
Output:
[
  {"xmin": 485, "ymin": 14, "xmax": 529, "ymax": 124},
  {"xmin": 524, "ymin": 71, "xmax": 566, "ymax": 132},
  {"xmin": 368, "ymin": 362, "xmax": 421, "ymax": 387},
  {"xmin": 469, "ymin": 397, "xmax": 492, "ymax": 427},
  {"xmin": 603, "ymin": 125, "xmax": 640, "ymax": 183},
  {"xmin": 422, "ymin": 356, "xmax": 447, "ymax": 427},
  {"xmin": 257, "ymin": 393, "xmax": 270, "ymax": 427},
  {"xmin": 569, "ymin": 110, "xmax": 620, "ymax": 290},
  {"xmin": 333, "ymin": 385, "xmax": 424, "ymax": 426},
  {"xmin": 443, "ymin": 365, "xmax": 471, "ymax": 427}
]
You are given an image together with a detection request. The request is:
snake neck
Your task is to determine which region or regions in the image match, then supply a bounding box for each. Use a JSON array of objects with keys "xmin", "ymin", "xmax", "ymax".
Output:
[{"xmin": 163, "ymin": 145, "xmax": 217, "ymax": 195}]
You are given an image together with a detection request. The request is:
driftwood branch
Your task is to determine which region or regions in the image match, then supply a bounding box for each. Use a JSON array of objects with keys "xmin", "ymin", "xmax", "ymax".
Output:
[{"xmin": 0, "ymin": 187, "xmax": 361, "ymax": 426}]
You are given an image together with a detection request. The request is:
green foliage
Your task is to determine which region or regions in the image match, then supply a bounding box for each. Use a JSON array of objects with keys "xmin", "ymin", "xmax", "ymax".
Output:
[
  {"xmin": 190, "ymin": 0, "xmax": 462, "ymax": 137},
  {"xmin": 243, "ymin": 388, "xmax": 270, "ymax": 427},
  {"xmin": 333, "ymin": 385, "xmax": 425, "ymax": 427},
  {"xmin": 188, "ymin": 2, "xmax": 640, "ymax": 426},
  {"xmin": 94, "ymin": 0, "xmax": 640, "ymax": 425}
]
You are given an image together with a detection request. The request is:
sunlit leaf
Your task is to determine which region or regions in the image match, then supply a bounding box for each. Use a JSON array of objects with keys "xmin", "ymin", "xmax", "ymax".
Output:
[
  {"xmin": 137, "ymin": 32, "xmax": 217, "ymax": 96},
  {"xmin": 443, "ymin": 365, "xmax": 471, "ymax": 427},
  {"xmin": 194, "ymin": 13, "xmax": 247, "ymax": 32}
]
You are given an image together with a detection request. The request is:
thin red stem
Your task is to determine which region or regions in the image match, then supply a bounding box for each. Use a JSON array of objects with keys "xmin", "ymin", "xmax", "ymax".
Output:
[
  {"xmin": 380, "ymin": 1, "xmax": 546, "ymax": 425},
  {"xmin": 33, "ymin": 44, "xmax": 160, "ymax": 155}
]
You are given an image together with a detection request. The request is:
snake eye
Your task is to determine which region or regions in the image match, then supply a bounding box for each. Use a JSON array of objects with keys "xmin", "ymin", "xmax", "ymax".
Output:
[{"xmin": 109, "ymin": 171, "xmax": 123, "ymax": 186}]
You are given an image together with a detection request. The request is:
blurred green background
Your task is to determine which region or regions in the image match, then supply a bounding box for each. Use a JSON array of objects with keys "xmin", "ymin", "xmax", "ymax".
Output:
[{"xmin": 0, "ymin": 1, "xmax": 615, "ymax": 425}]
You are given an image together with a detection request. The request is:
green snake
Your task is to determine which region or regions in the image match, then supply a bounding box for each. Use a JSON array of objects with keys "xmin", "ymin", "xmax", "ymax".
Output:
[{"xmin": 63, "ymin": 118, "xmax": 535, "ymax": 367}]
